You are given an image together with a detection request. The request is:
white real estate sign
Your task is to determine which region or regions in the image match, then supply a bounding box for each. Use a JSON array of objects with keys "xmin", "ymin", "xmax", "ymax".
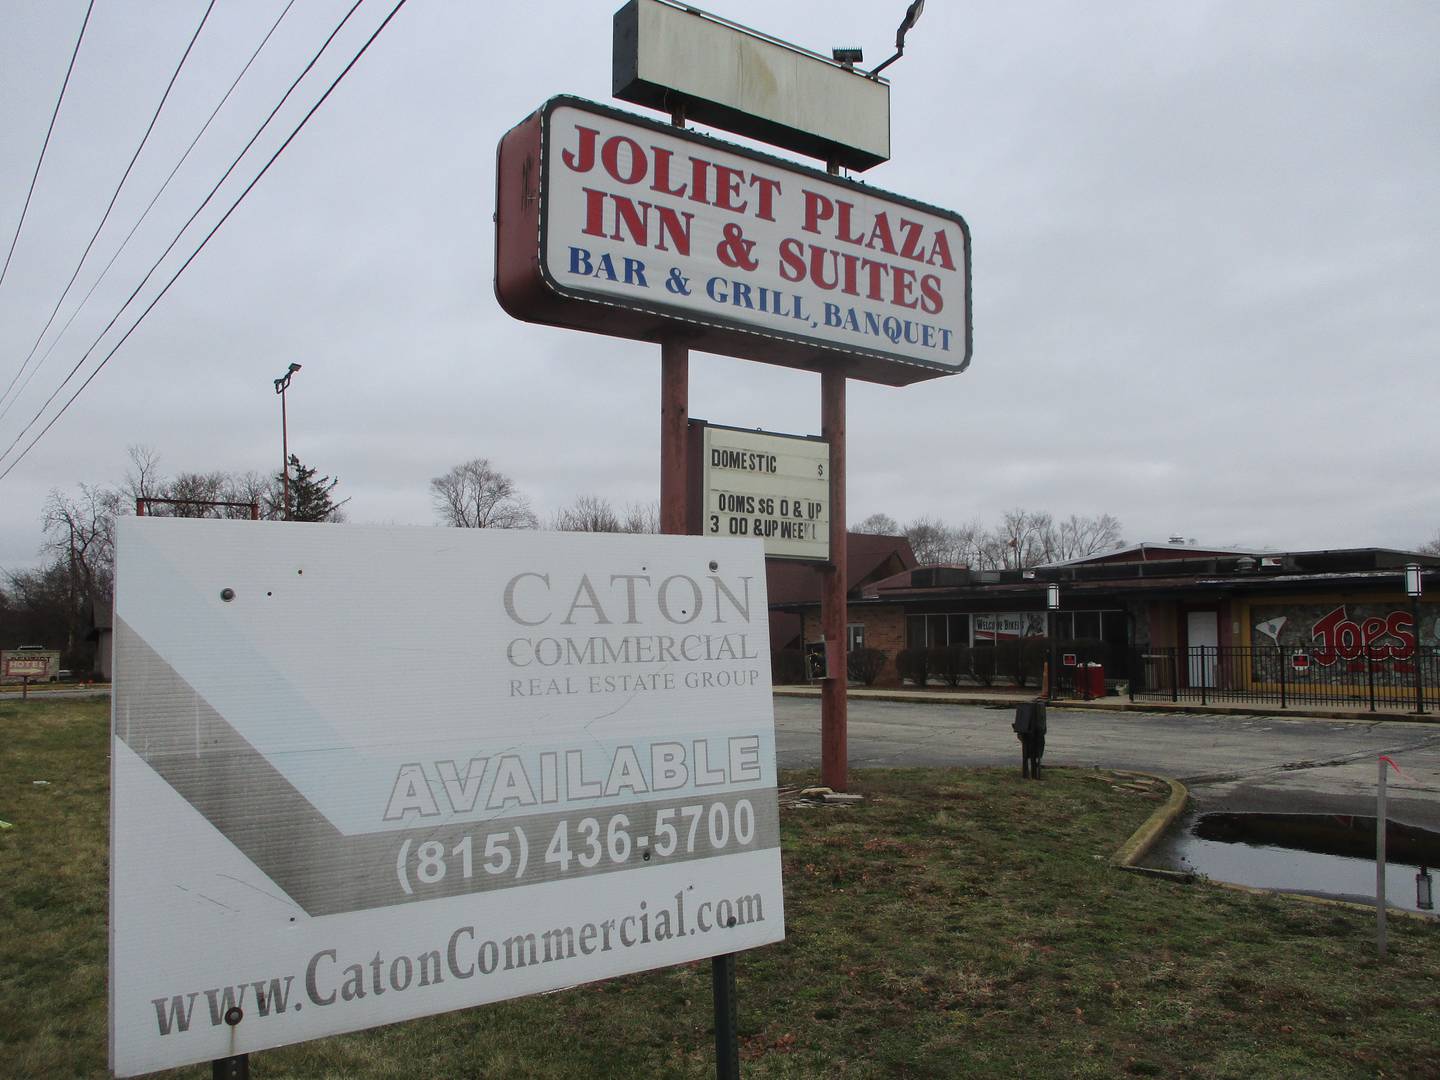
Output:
[
  {"xmin": 110, "ymin": 519, "xmax": 783, "ymax": 1076},
  {"xmin": 700, "ymin": 425, "xmax": 829, "ymax": 561}
]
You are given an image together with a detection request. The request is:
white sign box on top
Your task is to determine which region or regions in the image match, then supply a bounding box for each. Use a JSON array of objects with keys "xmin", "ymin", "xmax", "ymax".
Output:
[
  {"xmin": 700, "ymin": 424, "xmax": 829, "ymax": 561},
  {"xmin": 109, "ymin": 519, "xmax": 783, "ymax": 1076}
]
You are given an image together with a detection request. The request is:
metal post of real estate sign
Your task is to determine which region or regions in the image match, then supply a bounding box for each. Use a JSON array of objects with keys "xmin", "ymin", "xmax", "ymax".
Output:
[
  {"xmin": 659, "ymin": 337, "xmax": 741, "ymax": 1079},
  {"xmin": 650, "ymin": 100, "xmax": 740, "ymax": 1080}
]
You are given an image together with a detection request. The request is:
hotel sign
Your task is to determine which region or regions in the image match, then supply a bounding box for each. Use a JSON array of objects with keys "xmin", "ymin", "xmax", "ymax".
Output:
[
  {"xmin": 696, "ymin": 424, "xmax": 828, "ymax": 562},
  {"xmin": 110, "ymin": 519, "xmax": 783, "ymax": 1075},
  {"xmin": 2, "ymin": 649, "xmax": 58, "ymax": 680},
  {"xmin": 496, "ymin": 97, "xmax": 971, "ymax": 387}
]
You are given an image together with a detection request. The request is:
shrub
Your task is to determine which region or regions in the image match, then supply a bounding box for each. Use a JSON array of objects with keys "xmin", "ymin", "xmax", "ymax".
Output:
[
  {"xmin": 970, "ymin": 646, "xmax": 996, "ymax": 687},
  {"xmin": 896, "ymin": 647, "xmax": 931, "ymax": 687},
  {"xmin": 1018, "ymin": 637, "xmax": 1051, "ymax": 688},
  {"xmin": 772, "ymin": 648, "xmax": 806, "ymax": 685},
  {"xmin": 994, "ymin": 641, "xmax": 1021, "ymax": 685},
  {"xmin": 930, "ymin": 645, "xmax": 968, "ymax": 687},
  {"xmin": 847, "ymin": 647, "xmax": 889, "ymax": 686}
]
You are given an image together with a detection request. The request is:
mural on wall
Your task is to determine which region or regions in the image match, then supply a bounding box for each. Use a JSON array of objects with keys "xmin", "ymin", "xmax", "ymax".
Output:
[{"xmin": 1251, "ymin": 603, "xmax": 1433, "ymax": 678}]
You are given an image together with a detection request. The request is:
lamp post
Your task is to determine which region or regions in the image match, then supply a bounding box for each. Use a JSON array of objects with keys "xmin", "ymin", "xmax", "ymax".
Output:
[
  {"xmin": 1406, "ymin": 564, "xmax": 1425, "ymax": 715},
  {"xmin": 274, "ymin": 364, "xmax": 301, "ymax": 521},
  {"xmin": 1047, "ymin": 582, "xmax": 1060, "ymax": 702},
  {"xmin": 869, "ymin": 0, "xmax": 925, "ymax": 78}
]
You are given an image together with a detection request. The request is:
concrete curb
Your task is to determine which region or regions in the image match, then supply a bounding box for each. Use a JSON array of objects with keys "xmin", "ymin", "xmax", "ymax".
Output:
[
  {"xmin": 1109, "ymin": 772, "xmax": 1189, "ymax": 868},
  {"xmin": 772, "ymin": 686, "xmax": 1439, "ymax": 725}
]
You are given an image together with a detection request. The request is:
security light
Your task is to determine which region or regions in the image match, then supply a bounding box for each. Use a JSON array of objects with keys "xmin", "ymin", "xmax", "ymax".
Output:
[
  {"xmin": 1406, "ymin": 563, "xmax": 1423, "ymax": 599},
  {"xmin": 274, "ymin": 362, "xmax": 301, "ymax": 394},
  {"xmin": 897, "ymin": 0, "xmax": 925, "ymax": 46},
  {"xmin": 870, "ymin": 0, "xmax": 926, "ymax": 78},
  {"xmin": 1047, "ymin": 583, "xmax": 1060, "ymax": 611}
]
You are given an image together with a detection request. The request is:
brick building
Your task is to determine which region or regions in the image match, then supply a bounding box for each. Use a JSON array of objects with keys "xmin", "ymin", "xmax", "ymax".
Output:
[{"xmin": 774, "ymin": 542, "xmax": 1440, "ymax": 693}]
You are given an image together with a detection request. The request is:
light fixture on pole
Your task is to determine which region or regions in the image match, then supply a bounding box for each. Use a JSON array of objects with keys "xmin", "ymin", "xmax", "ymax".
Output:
[
  {"xmin": 1405, "ymin": 564, "xmax": 1425, "ymax": 715},
  {"xmin": 274, "ymin": 363, "xmax": 301, "ymax": 521},
  {"xmin": 869, "ymin": 0, "xmax": 925, "ymax": 78},
  {"xmin": 1046, "ymin": 583, "xmax": 1060, "ymax": 702}
]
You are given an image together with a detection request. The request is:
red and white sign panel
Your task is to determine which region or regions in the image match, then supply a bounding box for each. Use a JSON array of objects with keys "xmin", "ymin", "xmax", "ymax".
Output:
[
  {"xmin": 110, "ymin": 519, "xmax": 783, "ymax": 1075},
  {"xmin": 496, "ymin": 97, "xmax": 971, "ymax": 387},
  {"xmin": 2, "ymin": 650, "xmax": 58, "ymax": 679}
]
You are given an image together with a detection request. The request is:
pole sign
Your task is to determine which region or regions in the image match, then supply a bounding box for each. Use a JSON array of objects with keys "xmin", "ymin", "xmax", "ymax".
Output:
[
  {"xmin": 496, "ymin": 96, "xmax": 971, "ymax": 387},
  {"xmin": 698, "ymin": 424, "xmax": 828, "ymax": 561},
  {"xmin": 110, "ymin": 519, "xmax": 783, "ymax": 1076},
  {"xmin": 2, "ymin": 649, "xmax": 59, "ymax": 680}
]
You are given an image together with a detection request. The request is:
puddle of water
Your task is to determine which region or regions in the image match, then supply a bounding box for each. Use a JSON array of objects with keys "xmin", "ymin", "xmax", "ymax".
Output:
[{"xmin": 1156, "ymin": 813, "xmax": 1440, "ymax": 915}]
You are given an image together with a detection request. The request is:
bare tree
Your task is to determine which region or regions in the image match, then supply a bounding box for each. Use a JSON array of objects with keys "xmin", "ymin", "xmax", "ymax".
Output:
[
  {"xmin": 41, "ymin": 484, "xmax": 120, "ymax": 656},
  {"xmin": 1051, "ymin": 513, "xmax": 1125, "ymax": 561},
  {"xmin": 904, "ymin": 516, "xmax": 958, "ymax": 565},
  {"xmin": 122, "ymin": 444, "xmax": 164, "ymax": 508},
  {"xmin": 903, "ymin": 509, "xmax": 1124, "ymax": 569},
  {"xmin": 553, "ymin": 494, "xmax": 623, "ymax": 533},
  {"xmin": 618, "ymin": 500, "xmax": 660, "ymax": 534},
  {"xmin": 430, "ymin": 458, "xmax": 537, "ymax": 529},
  {"xmin": 997, "ymin": 509, "xmax": 1055, "ymax": 569},
  {"xmin": 123, "ymin": 446, "xmax": 275, "ymax": 519},
  {"xmin": 854, "ymin": 512, "xmax": 900, "ymax": 535},
  {"xmin": 164, "ymin": 471, "xmax": 229, "ymax": 516}
]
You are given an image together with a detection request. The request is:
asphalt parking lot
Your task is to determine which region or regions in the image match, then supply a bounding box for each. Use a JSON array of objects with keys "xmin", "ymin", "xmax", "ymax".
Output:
[{"xmin": 773, "ymin": 696, "xmax": 1440, "ymax": 829}]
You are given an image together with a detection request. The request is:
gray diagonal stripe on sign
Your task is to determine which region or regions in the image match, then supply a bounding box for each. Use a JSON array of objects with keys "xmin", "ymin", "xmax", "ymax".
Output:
[{"xmin": 113, "ymin": 617, "xmax": 781, "ymax": 918}]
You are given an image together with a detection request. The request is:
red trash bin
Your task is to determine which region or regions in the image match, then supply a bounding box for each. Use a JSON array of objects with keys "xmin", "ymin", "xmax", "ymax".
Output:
[{"xmin": 1079, "ymin": 663, "xmax": 1105, "ymax": 699}]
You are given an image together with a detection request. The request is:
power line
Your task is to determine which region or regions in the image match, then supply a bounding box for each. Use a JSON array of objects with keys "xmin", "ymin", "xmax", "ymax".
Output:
[
  {"xmin": 0, "ymin": 0, "xmax": 217, "ymax": 415},
  {"xmin": 0, "ymin": 0, "xmax": 96, "ymax": 292},
  {"xmin": 0, "ymin": 0, "xmax": 412, "ymax": 483},
  {"xmin": 0, "ymin": 0, "xmax": 300, "ymax": 425},
  {"xmin": 0, "ymin": 0, "xmax": 368, "ymax": 467}
]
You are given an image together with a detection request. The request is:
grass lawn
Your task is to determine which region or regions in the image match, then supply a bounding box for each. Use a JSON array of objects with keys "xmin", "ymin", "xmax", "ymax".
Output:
[{"xmin": 4, "ymin": 698, "xmax": 1439, "ymax": 1078}]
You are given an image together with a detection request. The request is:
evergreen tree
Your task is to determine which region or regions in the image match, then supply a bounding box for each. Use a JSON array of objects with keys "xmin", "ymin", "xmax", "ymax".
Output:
[{"xmin": 277, "ymin": 454, "xmax": 347, "ymax": 522}]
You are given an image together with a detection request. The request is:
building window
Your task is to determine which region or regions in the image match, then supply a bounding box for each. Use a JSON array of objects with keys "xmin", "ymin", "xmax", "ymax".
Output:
[
  {"xmin": 907, "ymin": 613, "xmax": 975, "ymax": 648},
  {"xmin": 848, "ymin": 624, "xmax": 865, "ymax": 651},
  {"xmin": 907, "ymin": 615, "xmax": 926, "ymax": 648}
]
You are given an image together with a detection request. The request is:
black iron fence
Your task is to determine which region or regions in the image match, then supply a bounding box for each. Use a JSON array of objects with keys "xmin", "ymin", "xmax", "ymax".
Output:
[{"xmin": 1129, "ymin": 645, "xmax": 1440, "ymax": 712}]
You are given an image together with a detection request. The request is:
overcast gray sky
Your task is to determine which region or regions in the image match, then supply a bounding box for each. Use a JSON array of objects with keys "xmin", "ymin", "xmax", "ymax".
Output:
[{"xmin": 0, "ymin": 0, "xmax": 1435, "ymax": 570}]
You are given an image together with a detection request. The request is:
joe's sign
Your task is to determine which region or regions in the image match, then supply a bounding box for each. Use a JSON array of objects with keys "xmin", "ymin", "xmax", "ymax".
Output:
[{"xmin": 496, "ymin": 97, "xmax": 971, "ymax": 387}]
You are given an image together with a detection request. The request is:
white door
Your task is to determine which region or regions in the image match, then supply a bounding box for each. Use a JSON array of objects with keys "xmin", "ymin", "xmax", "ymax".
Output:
[{"xmin": 1187, "ymin": 611, "xmax": 1219, "ymax": 688}]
